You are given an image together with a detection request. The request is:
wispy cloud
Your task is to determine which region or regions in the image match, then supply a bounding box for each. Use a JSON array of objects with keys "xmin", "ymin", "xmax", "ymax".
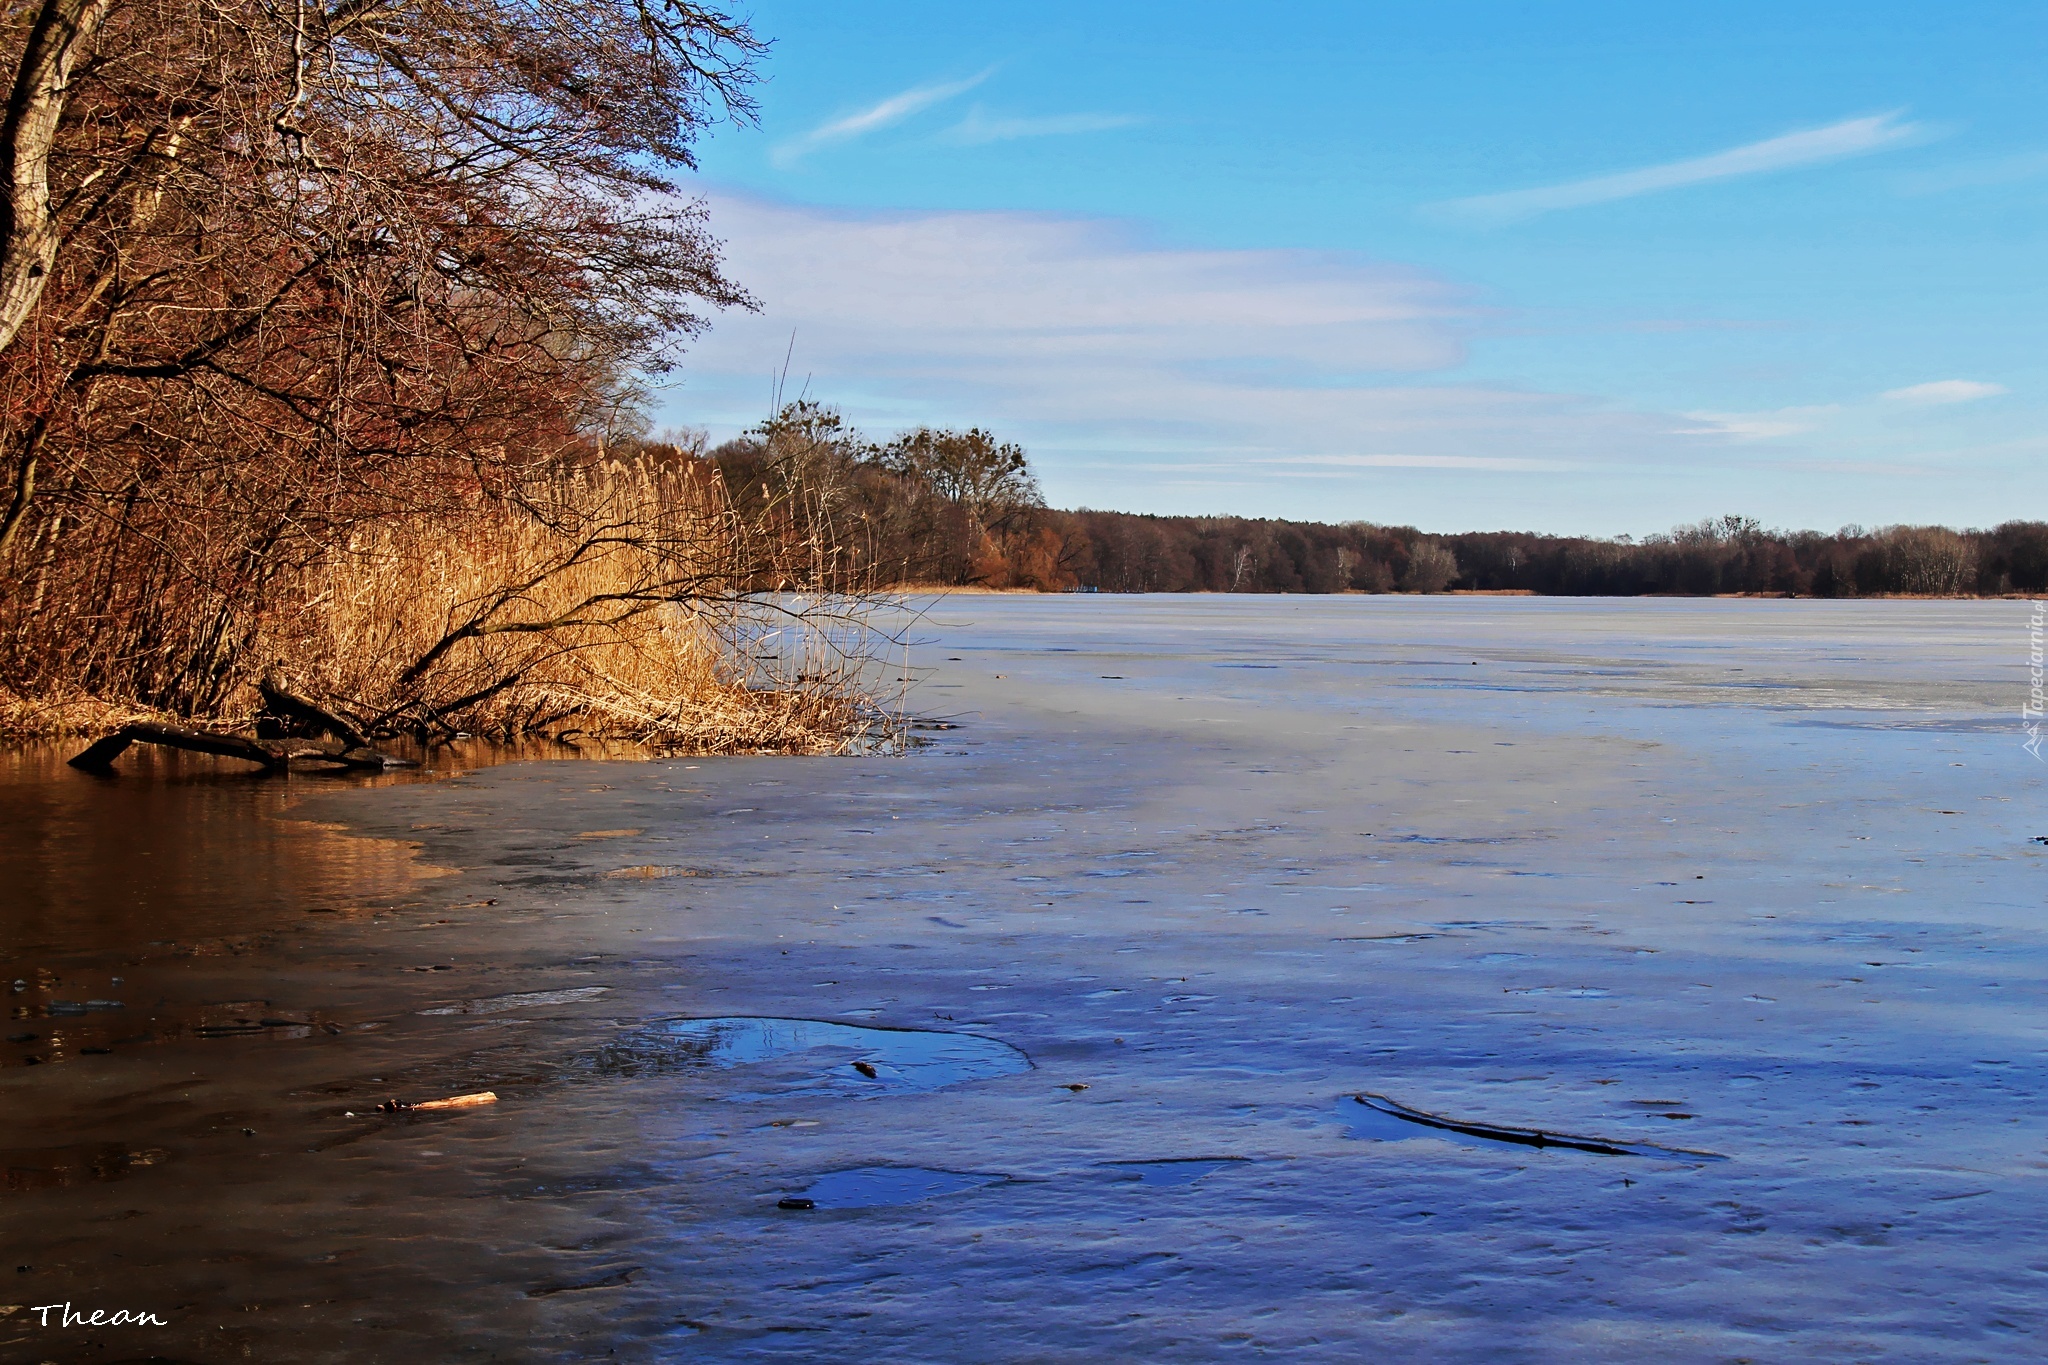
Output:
[
  {"xmin": 772, "ymin": 70, "xmax": 995, "ymax": 166},
  {"xmin": 665, "ymin": 194, "xmax": 1702, "ymax": 514},
  {"xmin": 1680, "ymin": 406, "xmax": 1838, "ymax": 441},
  {"xmin": 1881, "ymin": 379, "xmax": 2007, "ymax": 405},
  {"xmin": 1258, "ymin": 454, "xmax": 1575, "ymax": 472},
  {"xmin": 1432, "ymin": 112, "xmax": 1923, "ymax": 225},
  {"xmin": 1676, "ymin": 383, "xmax": 2012, "ymax": 450},
  {"xmin": 939, "ymin": 109, "xmax": 1143, "ymax": 147}
]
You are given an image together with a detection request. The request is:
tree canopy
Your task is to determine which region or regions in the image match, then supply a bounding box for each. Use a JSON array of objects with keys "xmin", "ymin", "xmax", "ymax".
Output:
[{"xmin": 0, "ymin": 0, "xmax": 767, "ymax": 721}]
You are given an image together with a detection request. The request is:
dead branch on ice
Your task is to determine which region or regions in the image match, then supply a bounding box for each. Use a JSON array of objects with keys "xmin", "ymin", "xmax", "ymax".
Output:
[{"xmin": 67, "ymin": 721, "xmax": 409, "ymax": 773}]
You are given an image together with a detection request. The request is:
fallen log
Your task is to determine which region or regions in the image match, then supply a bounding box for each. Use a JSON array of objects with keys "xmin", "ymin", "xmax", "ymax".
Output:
[
  {"xmin": 70, "ymin": 722, "xmax": 282, "ymax": 772},
  {"xmin": 67, "ymin": 721, "xmax": 413, "ymax": 773},
  {"xmin": 257, "ymin": 675, "xmax": 370, "ymax": 750}
]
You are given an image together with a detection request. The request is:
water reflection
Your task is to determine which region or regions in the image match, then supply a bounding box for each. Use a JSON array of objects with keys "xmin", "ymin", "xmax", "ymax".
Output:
[
  {"xmin": 1, "ymin": 738, "xmax": 608, "ymax": 1073},
  {"xmin": 0, "ymin": 739, "xmax": 597, "ymax": 956},
  {"xmin": 4, "ymin": 743, "xmax": 423, "ymax": 956}
]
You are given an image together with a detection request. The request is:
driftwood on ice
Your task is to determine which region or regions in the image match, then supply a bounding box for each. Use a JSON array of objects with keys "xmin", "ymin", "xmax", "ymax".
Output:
[{"xmin": 67, "ymin": 721, "xmax": 411, "ymax": 773}]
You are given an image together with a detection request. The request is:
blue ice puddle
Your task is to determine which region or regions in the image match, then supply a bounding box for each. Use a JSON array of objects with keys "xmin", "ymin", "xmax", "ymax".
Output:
[
  {"xmin": 781, "ymin": 1165, "xmax": 1004, "ymax": 1209},
  {"xmin": 602, "ymin": 1016, "xmax": 1031, "ymax": 1097}
]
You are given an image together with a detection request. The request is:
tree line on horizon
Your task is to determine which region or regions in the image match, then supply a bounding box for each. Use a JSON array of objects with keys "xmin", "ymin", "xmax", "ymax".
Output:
[
  {"xmin": 1031, "ymin": 511, "xmax": 2048, "ymax": 598},
  {"xmin": 671, "ymin": 406, "xmax": 2048, "ymax": 599}
]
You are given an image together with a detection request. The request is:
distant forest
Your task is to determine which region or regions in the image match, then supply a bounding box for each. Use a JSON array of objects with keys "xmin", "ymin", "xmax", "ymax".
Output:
[
  {"xmin": 689, "ymin": 404, "xmax": 2047, "ymax": 599},
  {"xmin": 1024, "ymin": 511, "xmax": 2047, "ymax": 598}
]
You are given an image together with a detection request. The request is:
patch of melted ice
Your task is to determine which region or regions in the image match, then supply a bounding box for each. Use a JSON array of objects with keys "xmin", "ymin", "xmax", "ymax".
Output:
[
  {"xmin": 780, "ymin": 1165, "xmax": 1005, "ymax": 1209},
  {"xmin": 597, "ymin": 1016, "xmax": 1031, "ymax": 1098}
]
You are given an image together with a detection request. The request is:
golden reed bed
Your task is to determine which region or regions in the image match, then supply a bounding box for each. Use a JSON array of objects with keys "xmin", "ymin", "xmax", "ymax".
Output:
[{"xmin": 0, "ymin": 455, "xmax": 896, "ymax": 755}]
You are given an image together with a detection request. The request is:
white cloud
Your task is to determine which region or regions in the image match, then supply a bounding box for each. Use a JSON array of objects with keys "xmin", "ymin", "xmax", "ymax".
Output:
[
  {"xmin": 1259, "ymin": 454, "xmax": 1577, "ymax": 472},
  {"xmin": 1680, "ymin": 384, "xmax": 2007, "ymax": 441},
  {"xmin": 939, "ymin": 109, "xmax": 1143, "ymax": 146},
  {"xmin": 1880, "ymin": 379, "xmax": 2008, "ymax": 405},
  {"xmin": 772, "ymin": 71, "xmax": 994, "ymax": 166},
  {"xmin": 1679, "ymin": 406, "xmax": 1838, "ymax": 441},
  {"xmin": 693, "ymin": 194, "xmax": 1469, "ymax": 379},
  {"xmin": 667, "ymin": 194, "xmax": 1708, "ymax": 503},
  {"xmin": 1433, "ymin": 112, "xmax": 1923, "ymax": 225}
]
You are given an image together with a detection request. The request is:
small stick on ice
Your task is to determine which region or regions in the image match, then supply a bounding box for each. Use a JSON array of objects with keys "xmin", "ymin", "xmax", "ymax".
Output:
[
  {"xmin": 413, "ymin": 1090, "xmax": 498, "ymax": 1111},
  {"xmin": 347, "ymin": 1090, "xmax": 499, "ymax": 1116}
]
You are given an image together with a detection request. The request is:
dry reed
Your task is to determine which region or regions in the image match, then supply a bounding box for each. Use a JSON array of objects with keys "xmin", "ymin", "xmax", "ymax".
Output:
[{"xmin": 0, "ymin": 455, "xmax": 899, "ymax": 752}]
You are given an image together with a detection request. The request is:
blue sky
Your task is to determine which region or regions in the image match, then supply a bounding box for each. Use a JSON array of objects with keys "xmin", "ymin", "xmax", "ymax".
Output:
[{"xmin": 663, "ymin": 0, "xmax": 2047, "ymax": 535}]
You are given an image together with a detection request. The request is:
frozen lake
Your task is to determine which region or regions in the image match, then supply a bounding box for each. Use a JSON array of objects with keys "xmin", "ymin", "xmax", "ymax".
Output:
[{"xmin": 6, "ymin": 595, "xmax": 2045, "ymax": 1361}]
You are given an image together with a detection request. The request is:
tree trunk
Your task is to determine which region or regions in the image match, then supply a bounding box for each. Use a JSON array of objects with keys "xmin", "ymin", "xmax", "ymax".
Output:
[{"xmin": 0, "ymin": 0, "xmax": 112, "ymax": 356}]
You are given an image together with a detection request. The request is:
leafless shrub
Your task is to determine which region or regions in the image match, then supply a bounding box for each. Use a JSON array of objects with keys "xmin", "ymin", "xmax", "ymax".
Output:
[
  {"xmin": 1856, "ymin": 526, "xmax": 1976, "ymax": 597},
  {"xmin": 1400, "ymin": 539, "xmax": 1459, "ymax": 593}
]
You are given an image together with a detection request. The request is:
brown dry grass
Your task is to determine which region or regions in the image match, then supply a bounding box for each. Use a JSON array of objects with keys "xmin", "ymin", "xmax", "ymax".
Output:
[
  {"xmin": 0, "ymin": 688, "xmax": 157, "ymax": 741},
  {"xmin": 1, "ymin": 456, "xmax": 898, "ymax": 753}
]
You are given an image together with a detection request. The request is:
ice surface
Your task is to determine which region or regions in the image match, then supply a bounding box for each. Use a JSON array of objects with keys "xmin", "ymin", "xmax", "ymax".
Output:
[
  {"xmin": 596, "ymin": 1015, "xmax": 1031, "ymax": 1097},
  {"xmin": 1099, "ymin": 1157, "xmax": 1248, "ymax": 1186},
  {"xmin": 417, "ymin": 986, "xmax": 610, "ymax": 1015},
  {"xmin": 8, "ymin": 596, "xmax": 2045, "ymax": 1361},
  {"xmin": 783, "ymin": 1164, "xmax": 1005, "ymax": 1209}
]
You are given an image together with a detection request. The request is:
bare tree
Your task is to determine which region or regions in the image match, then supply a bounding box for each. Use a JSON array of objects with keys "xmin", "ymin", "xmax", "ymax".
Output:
[
  {"xmin": 874, "ymin": 428, "xmax": 1041, "ymax": 541},
  {"xmin": 1400, "ymin": 539, "xmax": 1459, "ymax": 593},
  {"xmin": 0, "ymin": 0, "xmax": 771, "ymax": 723},
  {"xmin": 1859, "ymin": 526, "xmax": 1975, "ymax": 596},
  {"xmin": 0, "ymin": 0, "xmax": 111, "ymax": 354},
  {"xmin": 1229, "ymin": 543, "xmax": 1254, "ymax": 591}
]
